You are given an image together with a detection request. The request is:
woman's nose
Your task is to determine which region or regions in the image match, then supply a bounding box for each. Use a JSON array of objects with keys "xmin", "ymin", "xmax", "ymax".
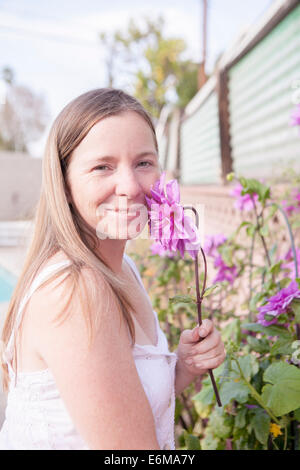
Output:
[{"xmin": 114, "ymin": 169, "xmax": 142, "ymax": 199}]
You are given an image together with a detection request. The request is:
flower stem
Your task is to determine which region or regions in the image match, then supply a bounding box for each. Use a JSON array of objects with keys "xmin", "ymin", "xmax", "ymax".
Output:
[
  {"xmin": 184, "ymin": 206, "xmax": 222, "ymax": 407},
  {"xmin": 251, "ymin": 196, "xmax": 272, "ymax": 268},
  {"xmin": 248, "ymin": 230, "xmax": 257, "ymax": 322},
  {"xmin": 267, "ymin": 203, "xmax": 299, "ymax": 279},
  {"xmin": 232, "ymin": 356, "xmax": 281, "ymax": 426}
]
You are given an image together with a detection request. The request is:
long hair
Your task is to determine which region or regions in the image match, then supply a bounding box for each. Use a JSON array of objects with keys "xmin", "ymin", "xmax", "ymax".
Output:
[{"xmin": 1, "ymin": 88, "xmax": 158, "ymax": 391}]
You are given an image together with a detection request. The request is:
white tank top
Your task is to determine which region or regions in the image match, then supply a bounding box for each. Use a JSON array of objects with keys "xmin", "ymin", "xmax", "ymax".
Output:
[{"xmin": 0, "ymin": 254, "xmax": 177, "ymax": 450}]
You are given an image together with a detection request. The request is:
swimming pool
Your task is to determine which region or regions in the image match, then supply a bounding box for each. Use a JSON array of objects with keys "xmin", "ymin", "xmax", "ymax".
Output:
[{"xmin": 0, "ymin": 265, "xmax": 17, "ymax": 303}]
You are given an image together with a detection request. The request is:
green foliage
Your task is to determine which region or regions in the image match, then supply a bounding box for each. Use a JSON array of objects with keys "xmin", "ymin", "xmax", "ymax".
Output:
[
  {"xmin": 261, "ymin": 362, "xmax": 300, "ymax": 416},
  {"xmin": 130, "ymin": 170, "xmax": 300, "ymax": 450},
  {"xmin": 98, "ymin": 16, "xmax": 198, "ymax": 117}
]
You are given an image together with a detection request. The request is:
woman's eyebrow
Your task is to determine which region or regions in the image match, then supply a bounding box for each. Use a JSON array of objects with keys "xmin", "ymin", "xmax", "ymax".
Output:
[{"xmin": 87, "ymin": 151, "xmax": 158, "ymax": 164}]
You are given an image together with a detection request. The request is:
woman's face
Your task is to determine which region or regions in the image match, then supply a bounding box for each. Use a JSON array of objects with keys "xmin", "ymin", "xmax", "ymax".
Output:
[{"xmin": 66, "ymin": 111, "xmax": 160, "ymax": 240}]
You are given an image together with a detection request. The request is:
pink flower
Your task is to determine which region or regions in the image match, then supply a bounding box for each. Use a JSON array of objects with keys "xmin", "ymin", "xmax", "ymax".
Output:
[
  {"xmin": 213, "ymin": 255, "xmax": 238, "ymax": 284},
  {"xmin": 150, "ymin": 241, "xmax": 176, "ymax": 258},
  {"xmin": 282, "ymin": 248, "xmax": 300, "ymax": 280},
  {"xmin": 203, "ymin": 234, "xmax": 227, "ymax": 258},
  {"xmin": 291, "ymin": 104, "xmax": 300, "ymax": 128},
  {"xmin": 282, "ymin": 200, "xmax": 297, "ymax": 216},
  {"xmin": 282, "ymin": 189, "xmax": 300, "ymax": 216},
  {"xmin": 146, "ymin": 173, "xmax": 201, "ymax": 259},
  {"xmin": 257, "ymin": 280, "xmax": 300, "ymax": 326},
  {"xmin": 230, "ymin": 183, "xmax": 258, "ymax": 212},
  {"xmin": 203, "ymin": 234, "xmax": 237, "ymax": 284}
]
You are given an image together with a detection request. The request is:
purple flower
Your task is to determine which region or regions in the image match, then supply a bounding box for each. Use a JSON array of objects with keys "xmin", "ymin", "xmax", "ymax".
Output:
[
  {"xmin": 282, "ymin": 189, "xmax": 300, "ymax": 216},
  {"xmin": 203, "ymin": 234, "xmax": 237, "ymax": 284},
  {"xmin": 150, "ymin": 241, "xmax": 176, "ymax": 258},
  {"xmin": 146, "ymin": 173, "xmax": 201, "ymax": 259},
  {"xmin": 291, "ymin": 104, "xmax": 300, "ymax": 128},
  {"xmin": 203, "ymin": 234, "xmax": 227, "ymax": 258},
  {"xmin": 282, "ymin": 200, "xmax": 297, "ymax": 216},
  {"xmin": 230, "ymin": 183, "xmax": 258, "ymax": 212},
  {"xmin": 257, "ymin": 280, "xmax": 300, "ymax": 326},
  {"xmin": 213, "ymin": 255, "xmax": 238, "ymax": 284},
  {"xmin": 282, "ymin": 248, "xmax": 300, "ymax": 280}
]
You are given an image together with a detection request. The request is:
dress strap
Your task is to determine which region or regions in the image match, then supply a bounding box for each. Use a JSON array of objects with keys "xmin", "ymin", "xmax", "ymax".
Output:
[{"xmin": 2, "ymin": 260, "xmax": 72, "ymax": 367}]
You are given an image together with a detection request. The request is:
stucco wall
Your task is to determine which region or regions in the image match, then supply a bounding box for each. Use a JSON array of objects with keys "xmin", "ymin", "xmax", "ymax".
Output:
[{"xmin": 0, "ymin": 151, "xmax": 42, "ymax": 221}]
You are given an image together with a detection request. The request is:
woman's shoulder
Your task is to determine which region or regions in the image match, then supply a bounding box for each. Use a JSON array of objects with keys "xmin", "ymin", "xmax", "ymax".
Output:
[
  {"xmin": 27, "ymin": 251, "xmax": 107, "ymax": 327},
  {"xmin": 38, "ymin": 250, "xmax": 72, "ymax": 273}
]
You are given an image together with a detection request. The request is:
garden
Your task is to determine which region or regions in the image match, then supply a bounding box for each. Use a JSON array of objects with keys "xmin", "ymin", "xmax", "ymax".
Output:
[{"xmin": 128, "ymin": 105, "xmax": 300, "ymax": 451}]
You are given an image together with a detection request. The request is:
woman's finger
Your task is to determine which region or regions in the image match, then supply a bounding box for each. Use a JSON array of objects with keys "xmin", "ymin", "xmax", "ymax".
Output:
[
  {"xmin": 194, "ymin": 350, "xmax": 226, "ymax": 371},
  {"xmin": 189, "ymin": 328, "xmax": 221, "ymax": 355}
]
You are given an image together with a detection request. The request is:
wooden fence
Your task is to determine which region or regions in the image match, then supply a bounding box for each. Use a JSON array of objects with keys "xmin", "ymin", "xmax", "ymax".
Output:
[{"xmin": 159, "ymin": 0, "xmax": 300, "ymax": 187}]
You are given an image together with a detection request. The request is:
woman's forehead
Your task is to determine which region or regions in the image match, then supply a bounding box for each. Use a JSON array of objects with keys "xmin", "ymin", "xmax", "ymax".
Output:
[{"xmin": 71, "ymin": 112, "xmax": 157, "ymax": 160}]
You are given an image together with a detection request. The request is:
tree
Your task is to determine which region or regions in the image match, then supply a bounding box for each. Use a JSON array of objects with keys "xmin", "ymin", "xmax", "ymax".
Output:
[
  {"xmin": 99, "ymin": 16, "xmax": 198, "ymax": 118},
  {"xmin": 0, "ymin": 67, "xmax": 49, "ymax": 152}
]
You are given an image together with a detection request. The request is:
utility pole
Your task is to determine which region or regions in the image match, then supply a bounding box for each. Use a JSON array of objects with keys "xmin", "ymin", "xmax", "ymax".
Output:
[{"xmin": 198, "ymin": 0, "xmax": 208, "ymax": 89}]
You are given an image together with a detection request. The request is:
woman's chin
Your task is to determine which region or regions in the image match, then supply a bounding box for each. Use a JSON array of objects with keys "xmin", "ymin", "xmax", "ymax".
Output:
[{"xmin": 96, "ymin": 218, "xmax": 147, "ymax": 241}]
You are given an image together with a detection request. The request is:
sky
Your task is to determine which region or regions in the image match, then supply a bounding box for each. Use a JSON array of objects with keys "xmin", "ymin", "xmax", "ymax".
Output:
[{"xmin": 0, "ymin": 0, "xmax": 275, "ymax": 156}]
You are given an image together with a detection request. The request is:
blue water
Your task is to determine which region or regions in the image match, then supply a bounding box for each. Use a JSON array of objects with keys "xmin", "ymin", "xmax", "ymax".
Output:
[{"xmin": 0, "ymin": 266, "xmax": 17, "ymax": 302}]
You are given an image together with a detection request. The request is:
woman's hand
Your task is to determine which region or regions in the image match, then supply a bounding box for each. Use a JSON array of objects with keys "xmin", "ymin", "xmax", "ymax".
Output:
[{"xmin": 177, "ymin": 319, "xmax": 226, "ymax": 377}]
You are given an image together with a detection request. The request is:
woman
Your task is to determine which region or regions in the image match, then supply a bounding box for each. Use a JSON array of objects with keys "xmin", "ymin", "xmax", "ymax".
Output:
[{"xmin": 0, "ymin": 88, "xmax": 225, "ymax": 450}]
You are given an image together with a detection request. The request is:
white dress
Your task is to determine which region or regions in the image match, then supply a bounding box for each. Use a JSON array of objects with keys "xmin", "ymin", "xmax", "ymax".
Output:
[{"xmin": 0, "ymin": 254, "xmax": 177, "ymax": 450}]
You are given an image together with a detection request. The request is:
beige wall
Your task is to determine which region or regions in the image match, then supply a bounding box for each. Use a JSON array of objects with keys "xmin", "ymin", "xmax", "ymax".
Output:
[{"xmin": 0, "ymin": 151, "xmax": 42, "ymax": 221}]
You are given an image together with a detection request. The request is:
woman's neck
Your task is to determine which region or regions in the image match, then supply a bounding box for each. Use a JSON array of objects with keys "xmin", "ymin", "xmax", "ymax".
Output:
[{"xmin": 96, "ymin": 239, "xmax": 127, "ymax": 274}]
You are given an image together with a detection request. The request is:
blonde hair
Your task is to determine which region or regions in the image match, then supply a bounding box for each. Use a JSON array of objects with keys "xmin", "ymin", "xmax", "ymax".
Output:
[{"xmin": 1, "ymin": 88, "xmax": 158, "ymax": 391}]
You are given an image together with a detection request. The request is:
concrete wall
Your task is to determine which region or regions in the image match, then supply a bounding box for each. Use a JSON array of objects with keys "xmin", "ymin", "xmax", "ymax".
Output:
[{"xmin": 0, "ymin": 151, "xmax": 42, "ymax": 221}]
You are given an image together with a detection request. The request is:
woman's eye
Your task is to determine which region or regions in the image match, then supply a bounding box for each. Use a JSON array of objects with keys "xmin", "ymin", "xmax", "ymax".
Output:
[
  {"xmin": 93, "ymin": 162, "xmax": 153, "ymax": 172},
  {"xmin": 94, "ymin": 165, "xmax": 109, "ymax": 171},
  {"xmin": 138, "ymin": 161, "xmax": 152, "ymax": 168}
]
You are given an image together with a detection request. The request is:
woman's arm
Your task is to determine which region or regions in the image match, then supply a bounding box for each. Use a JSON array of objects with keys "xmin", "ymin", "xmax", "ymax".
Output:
[
  {"xmin": 174, "ymin": 319, "xmax": 226, "ymax": 396},
  {"xmin": 27, "ymin": 267, "xmax": 160, "ymax": 450}
]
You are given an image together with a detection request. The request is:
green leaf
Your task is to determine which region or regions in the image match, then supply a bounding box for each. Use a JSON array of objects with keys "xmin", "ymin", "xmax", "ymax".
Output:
[
  {"xmin": 238, "ymin": 355, "xmax": 259, "ymax": 380},
  {"xmin": 235, "ymin": 221, "xmax": 251, "ymax": 236},
  {"xmin": 293, "ymin": 407, "xmax": 300, "ymax": 421},
  {"xmin": 269, "ymin": 261, "xmax": 282, "ymax": 276},
  {"xmin": 169, "ymin": 295, "xmax": 195, "ymax": 304},
  {"xmin": 291, "ymin": 299, "xmax": 300, "ymax": 323},
  {"xmin": 279, "ymin": 277, "xmax": 293, "ymax": 288},
  {"xmin": 240, "ymin": 178, "xmax": 271, "ymax": 203},
  {"xmin": 184, "ymin": 433, "xmax": 201, "ymax": 450},
  {"xmin": 200, "ymin": 431, "xmax": 219, "ymax": 450},
  {"xmin": 268, "ymin": 243, "xmax": 278, "ymax": 264},
  {"xmin": 221, "ymin": 318, "xmax": 241, "ymax": 343},
  {"xmin": 270, "ymin": 337, "xmax": 293, "ymax": 356},
  {"xmin": 249, "ymin": 292, "xmax": 265, "ymax": 313},
  {"xmin": 235, "ymin": 408, "xmax": 247, "ymax": 429},
  {"xmin": 220, "ymin": 380, "xmax": 250, "ymax": 405},
  {"xmin": 193, "ymin": 385, "xmax": 215, "ymax": 406},
  {"xmin": 246, "ymin": 225, "xmax": 256, "ymax": 237},
  {"xmin": 247, "ymin": 336, "xmax": 270, "ymax": 354},
  {"xmin": 259, "ymin": 225, "xmax": 269, "ymax": 237},
  {"xmin": 251, "ymin": 409, "xmax": 270, "ymax": 445},
  {"xmin": 265, "ymin": 204, "xmax": 278, "ymax": 222},
  {"xmin": 203, "ymin": 284, "xmax": 221, "ymax": 297},
  {"xmin": 261, "ymin": 362, "xmax": 300, "ymax": 416},
  {"xmin": 209, "ymin": 408, "xmax": 232, "ymax": 439},
  {"xmin": 241, "ymin": 322, "xmax": 291, "ymax": 339}
]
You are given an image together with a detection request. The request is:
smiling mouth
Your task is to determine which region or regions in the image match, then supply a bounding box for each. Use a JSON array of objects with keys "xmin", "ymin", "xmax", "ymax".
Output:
[{"xmin": 106, "ymin": 209, "xmax": 138, "ymax": 217}]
